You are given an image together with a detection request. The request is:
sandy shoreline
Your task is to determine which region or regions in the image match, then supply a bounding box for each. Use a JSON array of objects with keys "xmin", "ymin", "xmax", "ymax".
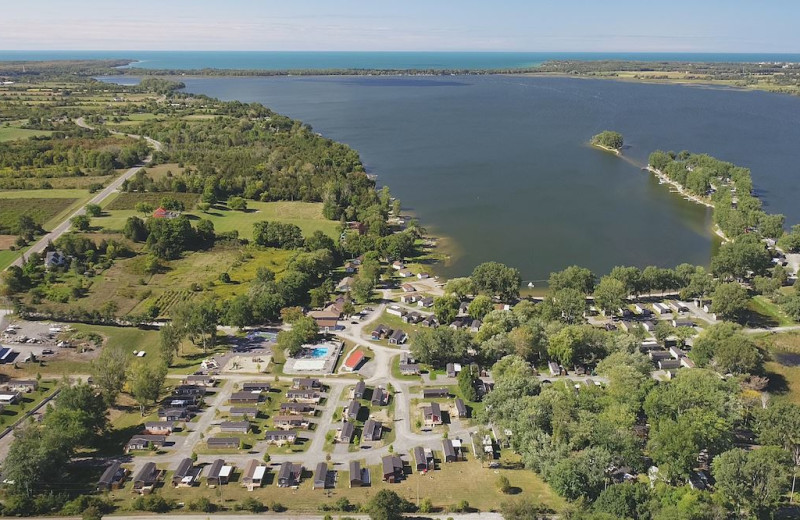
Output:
[{"xmin": 591, "ymin": 143, "xmax": 622, "ymax": 155}]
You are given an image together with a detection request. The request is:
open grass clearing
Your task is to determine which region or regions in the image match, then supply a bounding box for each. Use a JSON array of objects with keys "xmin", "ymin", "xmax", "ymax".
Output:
[{"xmin": 0, "ymin": 126, "xmax": 53, "ymax": 142}]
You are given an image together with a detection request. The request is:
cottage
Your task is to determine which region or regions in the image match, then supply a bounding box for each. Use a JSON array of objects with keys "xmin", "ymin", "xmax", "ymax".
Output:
[
  {"xmin": 470, "ymin": 319, "xmax": 482, "ymax": 333},
  {"xmin": 338, "ymin": 421, "xmax": 355, "ymax": 443},
  {"xmin": 164, "ymin": 394, "xmax": 201, "ymax": 409},
  {"xmin": 363, "ymin": 419, "xmax": 383, "ymax": 441},
  {"xmin": 413, "ymin": 446, "xmax": 432, "ymax": 471},
  {"xmin": 230, "ymin": 407, "xmax": 259, "ymax": 418},
  {"xmin": 449, "ymin": 318, "xmax": 468, "ymax": 330},
  {"xmin": 398, "ymin": 269, "xmax": 414, "ymax": 278},
  {"xmin": 453, "ymin": 398, "xmax": 469, "ymax": 418},
  {"xmin": 274, "ymin": 415, "xmax": 310, "ymax": 430},
  {"xmin": 144, "ymin": 421, "xmax": 176, "ymax": 435},
  {"xmin": 279, "ymin": 402, "xmax": 315, "ymax": 415},
  {"xmin": 230, "ymin": 391, "xmax": 261, "ymax": 404},
  {"xmin": 672, "ymin": 318, "xmax": 694, "ymax": 328},
  {"xmin": 286, "ymin": 389, "xmax": 321, "ymax": 403},
  {"xmin": 292, "ymin": 378, "xmax": 321, "ymax": 390},
  {"xmin": 420, "ymin": 314, "xmax": 438, "ymax": 327},
  {"xmin": 349, "ymin": 461, "xmax": 364, "ymax": 487},
  {"xmin": 392, "ymin": 261, "xmax": 406, "ymax": 270},
  {"xmin": 423, "ymin": 388, "xmax": 449, "ymax": 399},
  {"xmin": 443, "ymin": 439, "xmax": 459, "ymax": 462},
  {"xmin": 371, "ymin": 386, "xmax": 388, "ymax": 406},
  {"xmin": 97, "ymin": 461, "xmax": 127, "ymax": 491},
  {"xmin": 184, "ymin": 374, "xmax": 215, "ymax": 386},
  {"xmin": 403, "ymin": 311, "xmax": 423, "ymax": 324},
  {"xmin": 633, "ymin": 304, "xmax": 652, "ymax": 316},
  {"xmin": 418, "ymin": 297, "xmax": 435, "ymax": 308},
  {"xmin": 388, "ymin": 329, "xmax": 407, "ymax": 345},
  {"xmin": 344, "ymin": 400, "xmax": 361, "ymax": 420},
  {"xmin": 158, "ymin": 408, "xmax": 189, "ymax": 421},
  {"xmin": 371, "ymin": 324, "xmax": 392, "ymax": 340},
  {"xmin": 206, "ymin": 459, "xmax": 233, "ymax": 486},
  {"xmin": 386, "ymin": 305, "xmax": 406, "ymax": 317},
  {"xmin": 681, "ymin": 357, "xmax": 696, "ymax": 369},
  {"xmin": 313, "ymin": 462, "xmax": 329, "ymax": 489},
  {"xmin": 417, "ymin": 272, "xmax": 430, "ymax": 279},
  {"xmin": 173, "ymin": 384, "xmax": 205, "ymax": 396},
  {"xmin": 220, "ymin": 421, "xmax": 250, "ymax": 434},
  {"xmin": 307, "ymin": 310, "xmax": 339, "ymax": 332},
  {"xmin": 343, "ymin": 349, "xmax": 366, "ymax": 372},
  {"xmin": 653, "ymin": 303, "xmax": 672, "ymax": 315},
  {"xmin": 352, "ymin": 380, "xmax": 366, "ymax": 399},
  {"xmin": 658, "ymin": 359, "xmax": 681, "ymax": 370},
  {"xmin": 669, "ymin": 346, "xmax": 687, "ymax": 359},
  {"xmin": 152, "ymin": 207, "xmax": 179, "ymax": 219},
  {"xmin": 446, "ymin": 362, "xmax": 462, "ymax": 378},
  {"xmin": 264, "ymin": 430, "xmax": 297, "ymax": 446},
  {"xmin": 207, "ymin": 437, "xmax": 240, "ymax": 450},
  {"xmin": 337, "ymin": 276, "xmax": 354, "ymax": 292},
  {"xmin": 277, "ymin": 462, "xmax": 303, "ymax": 487},
  {"xmin": 132, "ymin": 462, "xmax": 161, "ymax": 495},
  {"xmin": 400, "ymin": 293, "xmax": 419, "ymax": 304},
  {"xmin": 381, "ymin": 455, "xmax": 403, "ymax": 483},
  {"xmin": 642, "ymin": 321, "xmax": 657, "ymax": 332},
  {"xmin": 172, "ymin": 458, "xmax": 197, "ymax": 487},
  {"xmin": 0, "ymin": 391, "xmax": 21, "ymax": 405},
  {"xmin": 242, "ymin": 382, "xmax": 271, "ymax": 392},
  {"xmin": 399, "ymin": 361, "xmax": 420, "ymax": 376},
  {"xmin": 401, "ymin": 283, "xmax": 417, "ymax": 293},
  {"xmin": 6, "ymin": 379, "xmax": 37, "ymax": 392},
  {"xmin": 241, "ymin": 459, "xmax": 268, "ymax": 491},
  {"xmin": 125, "ymin": 435, "xmax": 166, "ymax": 453},
  {"xmin": 423, "ymin": 402, "xmax": 443, "ymax": 426}
]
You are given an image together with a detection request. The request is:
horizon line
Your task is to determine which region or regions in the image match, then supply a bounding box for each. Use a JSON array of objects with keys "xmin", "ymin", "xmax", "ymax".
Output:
[{"xmin": 3, "ymin": 49, "xmax": 800, "ymax": 55}]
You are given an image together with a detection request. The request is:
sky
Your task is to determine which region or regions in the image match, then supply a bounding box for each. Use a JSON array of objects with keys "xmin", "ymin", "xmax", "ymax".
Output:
[{"xmin": 1, "ymin": 0, "xmax": 799, "ymax": 53}]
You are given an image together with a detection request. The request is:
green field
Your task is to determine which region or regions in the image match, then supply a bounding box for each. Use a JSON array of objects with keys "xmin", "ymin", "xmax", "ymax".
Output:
[
  {"xmin": 0, "ymin": 196, "xmax": 78, "ymax": 234},
  {"xmin": 0, "ymin": 126, "xmax": 53, "ymax": 142},
  {"xmin": 93, "ymin": 199, "xmax": 339, "ymax": 240},
  {"xmin": 105, "ymin": 191, "xmax": 200, "ymax": 211}
]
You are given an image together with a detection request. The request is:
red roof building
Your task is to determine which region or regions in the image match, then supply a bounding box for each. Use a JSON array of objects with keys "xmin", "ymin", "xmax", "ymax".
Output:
[{"xmin": 343, "ymin": 350, "xmax": 365, "ymax": 372}]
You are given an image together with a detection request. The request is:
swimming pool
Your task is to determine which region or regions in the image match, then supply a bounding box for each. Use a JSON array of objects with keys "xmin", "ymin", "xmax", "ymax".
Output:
[{"xmin": 310, "ymin": 347, "xmax": 330, "ymax": 359}]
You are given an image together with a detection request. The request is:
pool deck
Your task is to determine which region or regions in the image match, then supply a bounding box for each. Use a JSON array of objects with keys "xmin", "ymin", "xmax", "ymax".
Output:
[{"xmin": 283, "ymin": 340, "xmax": 344, "ymax": 375}]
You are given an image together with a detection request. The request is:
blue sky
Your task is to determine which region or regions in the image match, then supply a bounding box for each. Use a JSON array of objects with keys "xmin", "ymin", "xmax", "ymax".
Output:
[{"xmin": 1, "ymin": 0, "xmax": 798, "ymax": 52}]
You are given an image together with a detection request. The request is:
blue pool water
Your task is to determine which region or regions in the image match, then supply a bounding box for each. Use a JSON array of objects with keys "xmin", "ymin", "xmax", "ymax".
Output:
[{"xmin": 310, "ymin": 347, "xmax": 329, "ymax": 359}]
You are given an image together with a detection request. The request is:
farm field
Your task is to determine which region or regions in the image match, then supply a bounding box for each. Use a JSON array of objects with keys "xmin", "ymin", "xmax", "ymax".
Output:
[
  {"xmin": 0, "ymin": 188, "xmax": 90, "ymax": 231},
  {"xmin": 0, "ymin": 125, "xmax": 53, "ymax": 142}
]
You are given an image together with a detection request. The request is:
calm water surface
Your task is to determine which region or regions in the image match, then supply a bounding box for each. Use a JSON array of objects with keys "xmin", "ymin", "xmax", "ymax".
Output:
[{"xmin": 105, "ymin": 75, "xmax": 800, "ymax": 281}]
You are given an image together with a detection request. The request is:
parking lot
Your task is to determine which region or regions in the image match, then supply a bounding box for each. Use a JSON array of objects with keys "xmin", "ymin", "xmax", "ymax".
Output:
[{"xmin": 0, "ymin": 317, "xmax": 71, "ymax": 364}]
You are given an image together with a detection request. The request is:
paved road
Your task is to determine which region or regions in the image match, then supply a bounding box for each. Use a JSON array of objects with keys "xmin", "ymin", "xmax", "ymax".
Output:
[{"xmin": 8, "ymin": 119, "xmax": 163, "ymax": 269}]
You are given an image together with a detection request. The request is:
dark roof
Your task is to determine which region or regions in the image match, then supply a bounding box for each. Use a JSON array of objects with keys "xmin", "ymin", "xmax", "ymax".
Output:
[
  {"xmin": 455, "ymin": 398, "xmax": 468, "ymax": 416},
  {"xmin": 278, "ymin": 461, "xmax": 293, "ymax": 481},
  {"xmin": 242, "ymin": 382, "xmax": 271, "ymax": 391},
  {"xmin": 97, "ymin": 461, "xmax": 123, "ymax": 486},
  {"xmin": 265, "ymin": 430, "xmax": 297, "ymax": 439},
  {"xmin": 314, "ymin": 462, "xmax": 328, "ymax": 485},
  {"xmin": 340, "ymin": 421, "xmax": 354, "ymax": 439},
  {"xmin": 230, "ymin": 407, "xmax": 259, "ymax": 416},
  {"xmin": 349, "ymin": 460, "xmax": 361, "ymax": 481},
  {"xmin": 443, "ymin": 439, "xmax": 456, "ymax": 459},
  {"xmin": 207, "ymin": 459, "xmax": 225, "ymax": 478},
  {"xmin": 174, "ymin": 458, "xmax": 194, "ymax": 479},
  {"xmin": 364, "ymin": 419, "xmax": 382, "ymax": 439},
  {"xmin": 207, "ymin": 436, "xmax": 239, "ymax": 447},
  {"xmin": 413, "ymin": 446, "xmax": 426, "ymax": 464},
  {"xmin": 220, "ymin": 421, "xmax": 249, "ymax": 431},
  {"xmin": 354, "ymin": 380, "xmax": 366, "ymax": 394},
  {"xmin": 133, "ymin": 462, "xmax": 158, "ymax": 484},
  {"xmin": 423, "ymin": 388, "xmax": 449, "ymax": 398}
]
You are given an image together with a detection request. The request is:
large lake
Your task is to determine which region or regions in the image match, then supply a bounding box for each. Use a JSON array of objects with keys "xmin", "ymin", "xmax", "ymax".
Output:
[{"xmin": 112, "ymin": 75, "xmax": 800, "ymax": 282}]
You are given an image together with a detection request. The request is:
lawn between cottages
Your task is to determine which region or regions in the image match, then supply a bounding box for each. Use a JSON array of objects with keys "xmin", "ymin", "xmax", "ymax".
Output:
[
  {"xmin": 758, "ymin": 331, "xmax": 800, "ymax": 404},
  {"xmin": 99, "ymin": 452, "xmax": 561, "ymax": 513},
  {"xmin": 0, "ymin": 380, "xmax": 58, "ymax": 429}
]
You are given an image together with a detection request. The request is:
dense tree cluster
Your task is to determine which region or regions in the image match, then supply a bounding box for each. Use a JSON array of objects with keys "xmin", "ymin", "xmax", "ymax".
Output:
[{"xmin": 591, "ymin": 130, "xmax": 624, "ymax": 150}]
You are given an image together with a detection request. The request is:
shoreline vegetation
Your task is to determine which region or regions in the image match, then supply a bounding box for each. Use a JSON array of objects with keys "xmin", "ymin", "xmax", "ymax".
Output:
[{"xmin": 3, "ymin": 58, "xmax": 800, "ymax": 97}]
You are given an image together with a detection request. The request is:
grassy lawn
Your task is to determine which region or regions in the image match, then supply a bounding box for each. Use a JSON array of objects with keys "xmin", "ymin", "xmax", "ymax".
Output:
[
  {"xmin": 0, "ymin": 248, "xmax": 22, "ymax": 270},
  {"xmin": 758, "ymin": 332, "xmax": 800, "ymax": 404},
  {"xmin": 747, "ymin": 295, "xmax": 795, "ymax": 327},
  {"xmin": 0, "ymin": 381, "xmax": 58, "ymax": 428},
  {"xmin": 94, "ymin": 199, "xmax": 339, "ymax": 241},
  {"xmin": 104, "ymin": 455, "xmax": 561, "ymax": 513},
  {"xmin": 363, "ymin": 310, "xmax": 424, "ymax": 348},
  {"xmin": 0, "ymin": 125, "xmax": 53, "ymax": 142}
]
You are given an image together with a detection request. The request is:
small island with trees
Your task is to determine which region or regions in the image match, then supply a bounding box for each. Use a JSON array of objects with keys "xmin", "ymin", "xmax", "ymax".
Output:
[{"xmin": 591, "ymin": 130, "xmax": 624, "ymax": 154}]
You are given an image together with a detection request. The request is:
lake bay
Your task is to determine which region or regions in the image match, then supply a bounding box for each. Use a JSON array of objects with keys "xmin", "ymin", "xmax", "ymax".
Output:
[{"xmin": 117, "ymin": 75, "xmax": 800, "ymax": 282}]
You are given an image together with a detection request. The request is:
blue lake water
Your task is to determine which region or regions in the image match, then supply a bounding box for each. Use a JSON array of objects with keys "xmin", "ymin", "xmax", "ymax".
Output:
[
  {"xmin": 6, "ymin": 50, "xmax": 800, "ymax": 70},
  {"xmin": 99, "ymin": 74, "xmax": 800, "ymax": 281}
]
